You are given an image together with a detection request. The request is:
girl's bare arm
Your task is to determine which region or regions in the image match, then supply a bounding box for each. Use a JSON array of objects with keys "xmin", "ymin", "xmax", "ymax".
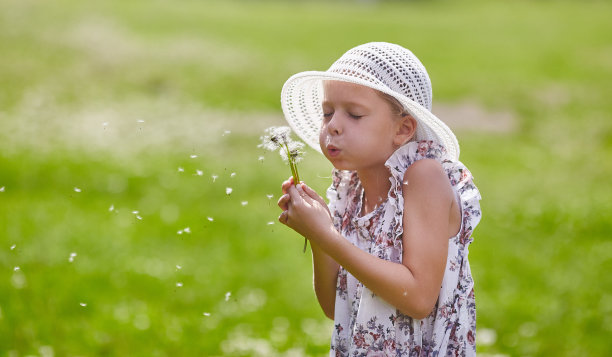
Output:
[
  {"xmin": 279, "ymin": 178, "xmax": 339, "ymax": 320},
  {"xmin": 282, "ymin": 160, "xmax": 457, "ymax": 319},
  {"xmin": 310, "ymin": 243, "xmax": 339, "ymax": 320}
]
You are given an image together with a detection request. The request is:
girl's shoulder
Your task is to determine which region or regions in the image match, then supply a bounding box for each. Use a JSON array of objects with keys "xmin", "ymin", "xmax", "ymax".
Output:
[{"xmin": 385, "ymin": 140, "xmax": 451, "ymax": 180}]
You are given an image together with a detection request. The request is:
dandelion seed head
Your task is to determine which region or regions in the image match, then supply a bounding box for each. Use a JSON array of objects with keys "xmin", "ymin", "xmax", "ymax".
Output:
[
  {"xmin": 226, "ymin": 187, "xmax": 233, "ymax": 195},
  {"xmin": 259, "ymin": 126, "xmax": 292, "ymax": 151}
]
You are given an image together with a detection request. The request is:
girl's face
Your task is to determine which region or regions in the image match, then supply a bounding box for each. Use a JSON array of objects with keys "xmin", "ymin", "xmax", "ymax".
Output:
[{"xmin": 319, "ymin": 81, "xmax": 415, "ymax": 172}]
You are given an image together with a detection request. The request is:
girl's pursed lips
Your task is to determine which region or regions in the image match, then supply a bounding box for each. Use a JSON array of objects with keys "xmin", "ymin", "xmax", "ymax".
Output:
[{"xmin": 327, "ymin": 145, "xmax": 341, "ymax": 157}]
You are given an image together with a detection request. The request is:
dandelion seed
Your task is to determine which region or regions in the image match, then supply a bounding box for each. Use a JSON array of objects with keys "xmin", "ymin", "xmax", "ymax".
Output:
[
  {"xmin": 0, "ymin": 186, "xmax": 5, "ymax": 192},
  {"xmin": 267, "ymin": 221, "xmax": 274, "ymax": 225},
  {"xmin": 137, "ymin": 119, "xmax": 145, "ymax": 123},
  {"xmin": 190, "ymin": 154, "xmax": 198, "ymax": 159},
  {"xmin": 225, "ymin": 292, "xmax": 231, "ymax": 301},
  {"xmin": 102, "ymin": 122, "xmax": 109, "ymax": 127},
  {"xmin": 132, "ymin": 210, "xmax": 139, "ymax": 214},
  {"xmin": 196, "ymin": 170, "xmax": 203, "ymax": 176},
  {"xmin": 203, "ymin": 312, "xmax": 211, "ymax": 317},
  {"xmin": 74, "ymin": 187, "xmax": 81, "ymax": 193},
  {"xmin": 14, "ymin": 266, "xmax": 20, "ymax": 271},
  {"xmin": 258, "ymin": 156, "xmax": 265, "ymax": 162},
  {"xmin": 136, "ymin": 215, "xmax": 143, "ymax": 220},
  {"xmin": 222, "ymin": 130, "xmax": 231, "ymax": 136},
  {"xmin": 177, "ymin": 230, "xmax": 184, "ymax": 235},
  {"xmin": 266, "ymin": 194, "xmax": 273, "ymax": 200},
  {"xmin": 226, "ymin": 187, "xmax": 233, "ymax": 195},
  {"xmin": 109, "ymin": 204, "xmax": 115, "ymax": 212},
  {"xmin": 211, "ymin": 175, "xmax": 218, "ymax": 182},
  {"xmin": 80, "ymin": 303, "xmax": 87, "ymax": 307},
  {"xmin": 241, "ymin": 201, "xmax": 248, "ymax": 206},
  {"xmin": 230, "ymin": 172, "xmax": 236, "ymax": 178},
  {"xmin": 69, "ymin": 252, "xmax": 77, "ymax": 263},
  {"xmin": 10, "ymin": 244, "xmax": 16, "ymax": 250},
  {"xmin": 176, "ymin": 282, "xmax": 183, "ymax": 287},
  {"xmin": 176, "ymin": 265, "xmax": 182, "ymax": 270},
  {"xmin": 207, "ymin": 217, "xmax": 214, "ymax": 222},
  {"xmin": 178, "ymin": 167, "xmax": 184, "ymax": 172},
  {"xmin": 183, "ymin": 227, "xmax": 191, "ymax": 233}
]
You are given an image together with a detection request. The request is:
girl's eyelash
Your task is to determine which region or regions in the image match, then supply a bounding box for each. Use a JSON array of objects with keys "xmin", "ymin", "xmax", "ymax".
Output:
[{"xmin": 322, "ymin": 112, "xmax": 362, "ymax": 119}]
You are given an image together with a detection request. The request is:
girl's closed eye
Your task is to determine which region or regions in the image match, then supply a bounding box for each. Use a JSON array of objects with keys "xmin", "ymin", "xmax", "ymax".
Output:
[{"xmin": 348, "ymin": 113, "xmax": 363, "ymax": 119}]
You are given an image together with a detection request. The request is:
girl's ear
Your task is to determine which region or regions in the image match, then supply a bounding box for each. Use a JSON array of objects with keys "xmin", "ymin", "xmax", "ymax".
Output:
[{"xmin": 394, "ymin": 115, "xmax": 417, "ymax": 146}]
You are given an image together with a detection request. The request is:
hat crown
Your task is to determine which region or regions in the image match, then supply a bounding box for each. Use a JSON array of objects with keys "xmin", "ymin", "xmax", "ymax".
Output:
[{"xmin": 327, "ymin": 42, "xmax": 433, "ymax": 110}]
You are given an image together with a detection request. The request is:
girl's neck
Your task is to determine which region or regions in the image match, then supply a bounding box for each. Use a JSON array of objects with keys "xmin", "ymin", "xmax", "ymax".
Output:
[{"xmin": 357, "ymin": 166, "xmax": 391, "ymax": 216}]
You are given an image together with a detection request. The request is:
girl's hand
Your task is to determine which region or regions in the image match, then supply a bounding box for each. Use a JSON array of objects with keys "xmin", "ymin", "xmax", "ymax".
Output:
[{"xmin": 277, "ymin": 182, "xmax": 334, "ymax": 242}]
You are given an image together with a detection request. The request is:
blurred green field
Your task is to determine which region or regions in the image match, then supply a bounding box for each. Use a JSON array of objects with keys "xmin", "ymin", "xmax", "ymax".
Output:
[{"xmin": 1, "ymin": 0, "xmax": 612, "ymax": 356}]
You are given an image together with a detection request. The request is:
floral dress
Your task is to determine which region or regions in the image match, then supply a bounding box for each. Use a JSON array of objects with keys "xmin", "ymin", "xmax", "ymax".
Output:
[{"xmin": 327, "ymin": 141, "xmax": 482, "ymax": 357}]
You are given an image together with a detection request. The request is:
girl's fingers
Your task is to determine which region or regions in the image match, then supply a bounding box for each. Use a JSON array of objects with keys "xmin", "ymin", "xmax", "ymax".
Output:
[
  {"xmin": 277, "ymin": 193, "xmax": 290, "ymax": 211},
  {"xmin": 300, "ymin": 183, "xmax": 326, "ymax": 206},
  {"xmin": 278, "ymin": 210, "xmax": 288, "ymax": 225},
  {"xmin": 281, "ymin": 176, "xmax": 295, "ymax": 194}
]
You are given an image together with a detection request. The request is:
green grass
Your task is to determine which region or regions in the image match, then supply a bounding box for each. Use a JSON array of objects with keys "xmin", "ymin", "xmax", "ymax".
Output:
[{"xmin": 1, "ymin": 0, "xmax": 612, "ymax": 356}]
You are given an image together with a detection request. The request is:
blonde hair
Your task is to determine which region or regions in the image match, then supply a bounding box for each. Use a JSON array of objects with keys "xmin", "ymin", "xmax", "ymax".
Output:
[
  {"xmin": 376, "ymin": 91, "xmax": 410, "ymax": 118},
  {"xmin": 377, "ymin": 91, "xmax": 417, "ymax": 145}
]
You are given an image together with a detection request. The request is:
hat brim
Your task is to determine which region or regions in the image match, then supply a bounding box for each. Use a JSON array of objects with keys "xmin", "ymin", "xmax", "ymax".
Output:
[{"xmin": 281, "ymin": 71, "xmax": 460, "ymax": 160}]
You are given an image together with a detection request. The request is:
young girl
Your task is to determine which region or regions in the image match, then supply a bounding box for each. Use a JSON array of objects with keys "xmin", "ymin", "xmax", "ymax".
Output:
[{"xmin": 277, "ymin": 42, "xmax": 482, "ymax": 356}]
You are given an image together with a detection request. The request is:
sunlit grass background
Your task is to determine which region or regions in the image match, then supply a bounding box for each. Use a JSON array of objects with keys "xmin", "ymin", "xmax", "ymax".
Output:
[{"xmin": 1, "ymin": 0, "xmax": 611, "ymax": 356}]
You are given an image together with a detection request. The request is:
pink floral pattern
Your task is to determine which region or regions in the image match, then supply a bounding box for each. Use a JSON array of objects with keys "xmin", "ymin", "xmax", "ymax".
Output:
[{"xmin": 326, "ymin": 141, "xmax": 482, "ymax": 356}]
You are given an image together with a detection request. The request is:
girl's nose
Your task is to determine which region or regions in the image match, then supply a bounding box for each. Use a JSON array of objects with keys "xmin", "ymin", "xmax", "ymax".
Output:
[{"xmin": 327, "ymin": 114, "xmax": 342, "ymax": 135}]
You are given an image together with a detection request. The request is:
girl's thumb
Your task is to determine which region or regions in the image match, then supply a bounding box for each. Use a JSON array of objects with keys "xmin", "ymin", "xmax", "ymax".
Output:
[{"xmin": 301, "ymin": 183, "xmax": 323, "ymax": 202}]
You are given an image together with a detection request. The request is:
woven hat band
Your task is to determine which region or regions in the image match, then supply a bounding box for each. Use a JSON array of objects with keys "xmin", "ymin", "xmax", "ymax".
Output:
[{"xmin": 327, "ymin": 43, "xmax": 433, "ymax": 110}]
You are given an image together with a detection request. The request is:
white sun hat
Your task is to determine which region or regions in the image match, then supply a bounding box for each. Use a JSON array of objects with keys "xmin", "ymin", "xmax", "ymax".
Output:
[{"xmin": 280, "ymin": 42, "xmax": 460, "ymax": 160}]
